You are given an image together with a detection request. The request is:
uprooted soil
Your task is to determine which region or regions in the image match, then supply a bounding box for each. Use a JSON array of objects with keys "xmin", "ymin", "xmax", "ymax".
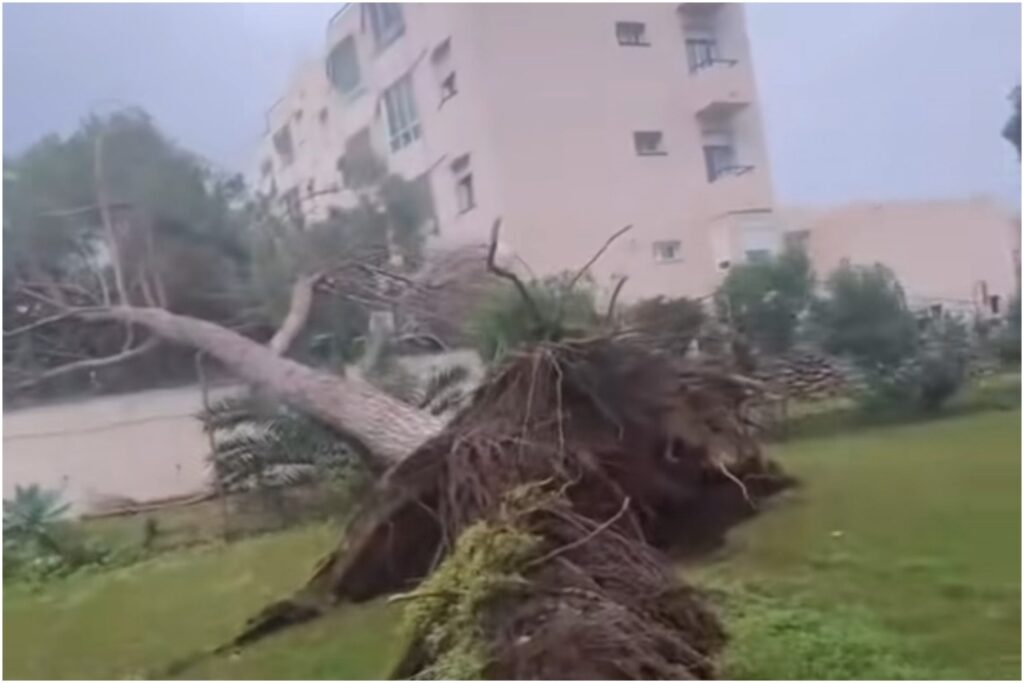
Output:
[{"xmin": 232, "ymin": 333, "xmax": 792, "ymax": 678}]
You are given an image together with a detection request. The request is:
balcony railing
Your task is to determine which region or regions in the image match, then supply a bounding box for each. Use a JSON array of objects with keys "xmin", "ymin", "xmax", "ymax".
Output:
[
  {"xmin": 709, "ymin": 164, "xmax": 755, "ymax": 182},
  {"xmin": 690, "ymin": 56, "xmax": 739, "ymax": 74}
]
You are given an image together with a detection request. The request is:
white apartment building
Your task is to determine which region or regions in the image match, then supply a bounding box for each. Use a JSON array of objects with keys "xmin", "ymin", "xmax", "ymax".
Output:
[{"xmin": 256, "ymin": 3, "xmax": 779, "ymax": 301}]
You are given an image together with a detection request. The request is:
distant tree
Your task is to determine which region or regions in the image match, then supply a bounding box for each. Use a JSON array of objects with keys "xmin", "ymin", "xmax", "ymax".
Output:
[
  {"xmin": 715, "ymin": 245, "xmax": 815, "ymax": 354},
  {"xmin": 1003, "ymin": 85, "xmax": 1021, "ymax": 159},
  {"xmin": 808, "ymin": 262, "xmax": 918, "ymax": 368},
  {"xmin": 3, "ymin": 109, "xmax": 251, "ymax": 399}
]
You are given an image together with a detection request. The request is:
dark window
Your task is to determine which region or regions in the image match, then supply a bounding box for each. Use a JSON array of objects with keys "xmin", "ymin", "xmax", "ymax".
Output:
[
  {"xmin": 319, "ymin": 108, "xmax": 329, "ymax": 125},
  {"xmin": 327, "ymin": 36, "xmax": 361, "ymax": 94},
  {"xmin": 451, "ymin": 154, "xmax": 475, "ymax": 213},
  {"xmin": 686, "ymin": 37, "xmax": 718, "ymax": 71},
  {"xmin": 432, "ymin": 39, "xmax": 457, "ymax": 105},
  {"xmin": 634, "ymin": 131, "xmax": 666, "ymax": 156},
  {"xmin": 367, "ymin": 4, "xmax": 405, "ymax": 51},
  {"xmin": 616, "ymin": 21, "xmax": 649, "ymax": 46},
  {"xmin": 990, "ymin": 295, "xmax": 1002, "ymax": 314},
  {"xmin": 272, "ymin": 125, "xmax": 294, "ymax": 166},
  {"xmin": 745, "ymin": 249, "xmax": 771, "ymax": 263},
  {"xmin": 703, "ymin": 144, "xmax": 736, "ymax": 181},
  {"xmin": 260, "ymin": 158, "xmax": 273, "ymax": 178},
  {"xmin": 652, "ymin": 240, "xmax": 682, "ymax": 263}
]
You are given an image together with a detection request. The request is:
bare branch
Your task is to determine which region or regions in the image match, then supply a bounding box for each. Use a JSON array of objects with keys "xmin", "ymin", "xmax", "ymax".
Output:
[
  {"xmin": 4, "ymin": 309, "xmax": 99, "ymax": 338},
  {"xmin": 567, "ymin": 224, "xmax": 633, "ymax": 291},
  {"xmin": 12, "ymin": 337, "xmax": 159, "ymax": 391},
  {"xmin": 487, "ymin": 219, "xmax": 545, "ymax": 327},
  {"xmin": 605, "ymin": 276, "xmax": 629, "ymax": 323}
]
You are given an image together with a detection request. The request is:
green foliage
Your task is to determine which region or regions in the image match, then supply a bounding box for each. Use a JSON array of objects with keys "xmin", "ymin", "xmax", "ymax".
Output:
[
  {"xmin": 3, "ymin": 484, "xmax": 117, "ymax": 582},
  {"xmin": 199, "ymin": 394, "xmax": 369, "ymax": 494},
  {"xmin": 993, "ymin": 293, "xmax": 1021, "ymax": 365},
  {"xmin": 467, "ymin": 274, "xmax": 599, "ymax": 362},
  {"xmin": 625, "ymin": 295, "xmax": 705, "ymax": 355},
  {"xmin": 858, "ymin": 314, "xmax": 971, "ymax": 415},
  {"xmin": 810, "ymin": 262, "xmax": 918, "ymax": 367},
  {"xmin": 3, "ymin": 108, "xmax": 251, "ymax": 397},
  {"xmin": 399, "ymin": 486, "xmax": 546, "ymax": 679},
  {"xmin": 715, "ymin": 245, "xmax": 815, "ymax": 354}
]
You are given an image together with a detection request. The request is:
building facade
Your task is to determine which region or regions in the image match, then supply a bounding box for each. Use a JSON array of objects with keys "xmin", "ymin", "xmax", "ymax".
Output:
[
  {"xmin": 779, "ymin": 197, "xmax": 1021, "ymax": 317},
  {"xmin": 256, "ymin": 3, "xmax": 778, "ymax": 301}
]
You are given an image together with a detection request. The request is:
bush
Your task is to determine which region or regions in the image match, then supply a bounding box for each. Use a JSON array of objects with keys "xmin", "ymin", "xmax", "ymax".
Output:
[
  {"xmin": 810, "ymin": 262, "xmax": 918, "ymax": 368},
  {"xmin": 466, "ymin": 274, "xmax": 598, "ymax": 362},
  {"xmin": 3, "ymin": 484, "xmax": 115, "ymax": 582},
  {"xmin": 994, "ymin": 293, "xmax": 1021, "ymax": 366},
  {"xmin": 715, "ymin": 245, "xmax": 815, "ymax": 354},
  {"xmin": 859, "ymin": 314, "xmax": 970, "ymax": 415}
]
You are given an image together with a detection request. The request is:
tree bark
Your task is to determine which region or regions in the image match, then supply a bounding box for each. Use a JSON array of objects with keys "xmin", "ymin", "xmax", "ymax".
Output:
[
  {"xmin": 83, "ymin": 306, "xmax": 444, "ymax": 466},
  {"xmin": 268, "ymin": 274, "xmax": 319, "ymax": 356}
]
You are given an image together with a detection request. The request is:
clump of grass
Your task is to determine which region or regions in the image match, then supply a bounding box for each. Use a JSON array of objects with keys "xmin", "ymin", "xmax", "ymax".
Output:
[{"xmin": 704, "ymin": 580, "xmax": 938, "ymax": 680}]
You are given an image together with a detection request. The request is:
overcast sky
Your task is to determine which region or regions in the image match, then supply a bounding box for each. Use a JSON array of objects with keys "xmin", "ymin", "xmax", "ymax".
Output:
[{"xmin": 3, "ymin": 3, "xmax": 1021, "ymax": 208}]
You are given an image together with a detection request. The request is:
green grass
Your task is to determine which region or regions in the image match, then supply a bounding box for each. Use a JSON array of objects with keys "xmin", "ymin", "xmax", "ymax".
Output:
[
  {"xmin": 692, "ymin": 407, "xmax": 1021, "ymax": 679},
  {"xmin": 4, "ymin": 399, "xmax": 1020, "ymax": 679}
]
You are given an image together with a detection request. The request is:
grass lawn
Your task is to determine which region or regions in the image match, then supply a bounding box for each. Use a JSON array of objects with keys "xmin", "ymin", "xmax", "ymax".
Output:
[{"xmin": 4, "ymin": 403, "xmax": 1020, "ymax": 679}]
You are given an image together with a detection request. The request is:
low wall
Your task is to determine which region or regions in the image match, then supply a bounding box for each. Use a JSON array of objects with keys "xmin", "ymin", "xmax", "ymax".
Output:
[{"xmin": 3, "ymin": 384, "xmax": 237, "ymax": 515}]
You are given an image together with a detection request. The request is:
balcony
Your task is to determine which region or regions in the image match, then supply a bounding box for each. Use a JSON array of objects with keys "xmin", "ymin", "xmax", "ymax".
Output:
[
  {"xmin": 689, "ymin": 58, "xmax": 751, "ymax": 118},
  {"xmin": 704, "ymin": 164, "xmax": 770, "ymax": 217}
]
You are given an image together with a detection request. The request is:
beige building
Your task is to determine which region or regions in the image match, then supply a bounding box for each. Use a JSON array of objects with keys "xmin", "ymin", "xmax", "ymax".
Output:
[
  {"xmin": 256, "ymin": 2, "xmax": 778, "ymax": 301},
  {"xmin": 780, "ymin": 197, "xmax": 1020, "ymax": 316}
]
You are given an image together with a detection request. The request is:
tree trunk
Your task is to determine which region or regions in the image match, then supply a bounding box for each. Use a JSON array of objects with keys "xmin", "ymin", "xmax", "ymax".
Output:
[{"xmin": 85, "ymin": 306, "xmax": 444, "ymax": 466}]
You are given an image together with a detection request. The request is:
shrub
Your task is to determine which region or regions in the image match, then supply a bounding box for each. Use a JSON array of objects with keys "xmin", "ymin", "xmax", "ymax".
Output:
[
  {"xmin": 994, "ymin": 293, "xmax": 1021, "ymax": 366},
  {"xmin": 715, "ymin": 245, "xmax": 815, "ymax": 354},
  {"xmin": 467, "ymin": 274, "xmax": 599, "ymax": 362},
  {"xmin": 810, "ymin": 262, "xmax": 918, "ymax": 367},
  {"xmin": 859, "ymin": 314, "xmax": 970, "ymax": 415}
]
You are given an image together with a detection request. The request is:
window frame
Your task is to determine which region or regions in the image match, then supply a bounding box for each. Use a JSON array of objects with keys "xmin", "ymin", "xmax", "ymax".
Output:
[
  {"xmin": 367, "ymin": 3, "xmax": 405, "ymax": 53},
  {"xmin": 616, "ymin": 21, "xmax": 650, "ymax": 47},
  {"xmin": 382, "ymin": 74, "xmax": 422, "ymax": 152},
  {"xmin": 652, "ymin": 240, "xmax": 682, "ymax": 263},
  {"xmin": 633, "ymin": 130, "xmax": 667, "ymax": 156},
  {"xmin": 451, "ymin": 154, "xmax": 476, "ymax": 214}
]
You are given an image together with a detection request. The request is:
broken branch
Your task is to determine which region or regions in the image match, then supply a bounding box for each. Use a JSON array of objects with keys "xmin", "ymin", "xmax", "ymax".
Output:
[{"xmin": 487, "ymin": 218, "xmax": 545, "ymax": 327}]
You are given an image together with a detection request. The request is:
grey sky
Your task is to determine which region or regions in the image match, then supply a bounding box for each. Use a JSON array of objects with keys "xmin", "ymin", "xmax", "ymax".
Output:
[{"xmin": 3, "ymin": 3, "xmax": 1021, "ymax": 208}]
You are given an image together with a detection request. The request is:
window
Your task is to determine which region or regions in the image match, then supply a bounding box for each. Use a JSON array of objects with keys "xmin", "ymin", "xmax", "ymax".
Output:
[
  {"xmin": 784, "ymin": 229, "xmax": 810, "ymax": 250},
  {"xmin": 451, "ymin": 154, "xmax": 475, "ymax": 213},
  {"xmin": 653, "ymin": 240, "xmax": 682, "ymax": 263},
  {"xmin": 432, "ymin": 39, "xmax": 457, "ymax": 106},
  {"xmin": 327, "ymin": 36, "xmax": 361, "ymax": 94},
  {"xmin": 702, "ymin": 130, "xmax": 736, "ymax": 181},
  {"xmin": 260, "ymin": 158, "xmax": 273, "ymax": 178},
  {"xmin": 633, "ymin": 131, "xmax": 666, "ymax": 156},
  {"xmin": 686, "ymin": 37, "xmax": 719, "ymax": 72},
  {"xmin": 745, "ymin": 249, "xmax": 771, "ymax": 263},
  {"xmin": 382, "ymin": 74, "xmax": 421, "ymax": 151},
  {"xmin": 272, "ymin": 125, "xmax": 294, "ymax": 166},
  {"xmin": 990, "ymin": 295, "xmax": 1002, "ymax": 314},
  {"xmin": 367, "ymin": 3, "xmax": 405, "ymax": 51},
  {"xmin": 616, "ymin": 21, "xmax": 649, "ymax": 46},
  {"xmin": 319, "ymin": 108, "xmax": 329, "ymax": 125}
]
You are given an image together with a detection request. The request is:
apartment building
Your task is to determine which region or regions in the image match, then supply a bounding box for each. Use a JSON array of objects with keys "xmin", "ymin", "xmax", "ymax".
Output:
[{"xmin": 256, "ymin": 3, "xmax": 778, "ymax": 301}]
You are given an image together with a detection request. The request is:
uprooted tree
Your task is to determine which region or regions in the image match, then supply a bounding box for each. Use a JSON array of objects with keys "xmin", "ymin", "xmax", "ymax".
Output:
[{"xmin": 6, "ymin": 110, "xmax": 792, "ymax": 678}]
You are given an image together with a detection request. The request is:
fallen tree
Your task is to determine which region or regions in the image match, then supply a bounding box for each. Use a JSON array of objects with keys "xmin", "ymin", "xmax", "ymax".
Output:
[
  {"xmin": 228, "ymin": 332, "xmax": 788, "ymax": 677},
  {"xmin": 9, "ymin": 193, "xmax": 790, "ymax": 676}
]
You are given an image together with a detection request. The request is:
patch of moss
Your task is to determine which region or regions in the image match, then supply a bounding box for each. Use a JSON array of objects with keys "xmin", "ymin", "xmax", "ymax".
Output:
[{"xmin": 399, "ymin": 486, "xmax": 548, "ymax": 679}]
